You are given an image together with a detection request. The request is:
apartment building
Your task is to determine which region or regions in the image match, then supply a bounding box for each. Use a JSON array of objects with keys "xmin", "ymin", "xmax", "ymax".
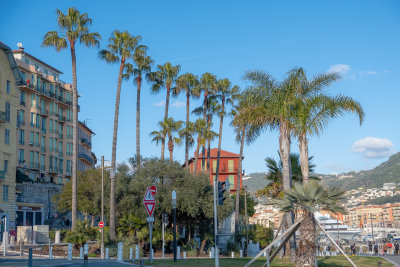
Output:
[
  {"xmin": 344, "ymin": 203, "xmax": 400, "ymax": 228},
  {"xmin": 0, "ymin": 42, "xmax": 24, "ymax": 230},
  {"xmin": 13, "ymin": 45, "xmax": 75, "ymax": 185}
]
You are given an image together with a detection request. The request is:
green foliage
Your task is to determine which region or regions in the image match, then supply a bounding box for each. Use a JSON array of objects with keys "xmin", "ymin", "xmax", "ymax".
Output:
[
  {"xmin": 230, "ymin": 191, "xmax": 257, "ymax": 217},
  {"xmin": 63, "ymin": 220, "xmax": 97, "ymax": 248},
  {"xmin": 242, "ymin": 224, "xmax": 274, "ymax": 248}
]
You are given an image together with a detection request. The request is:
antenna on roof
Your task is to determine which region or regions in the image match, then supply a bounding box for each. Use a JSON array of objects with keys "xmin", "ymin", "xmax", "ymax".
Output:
[{"xmin": 17, "ymin": 43, "xmax": 23, "ymax": 49}]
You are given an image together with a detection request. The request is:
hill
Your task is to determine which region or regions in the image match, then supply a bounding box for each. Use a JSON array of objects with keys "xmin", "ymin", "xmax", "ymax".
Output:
[
  {"xmin": 320, "ymin": 152, "xmax": 400, "ymax": 190},
  {"xmin": 242, "ymin": 172, "xmax": 269, "ymax": 195}
]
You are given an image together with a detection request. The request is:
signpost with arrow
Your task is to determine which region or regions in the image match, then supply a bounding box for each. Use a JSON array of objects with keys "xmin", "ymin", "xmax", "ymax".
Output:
[{"xmin": 143, "ymin": 185, "xmax": 157, "ymax": 263}]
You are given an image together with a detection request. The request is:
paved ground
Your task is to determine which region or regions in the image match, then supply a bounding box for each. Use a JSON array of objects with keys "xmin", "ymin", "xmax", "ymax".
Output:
[
  {"xmin": 0, "ymin": 259, "xmax": 138, "ymax": 267},
  {"xmin": 384, "ymin": 256, "xmax": 400, "ymax": 267}
]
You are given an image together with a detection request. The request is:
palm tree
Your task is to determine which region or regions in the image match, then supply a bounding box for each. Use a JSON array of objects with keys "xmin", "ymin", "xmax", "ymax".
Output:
[
  {"xmin": 241, "ymin": 69, "xmax": 303, "ymax": 260},
  {"xmin": 150, "ymin": 118, "xmax": 184, "ymax": 163},
  {"xmin": 98, "ymin": 30, "xmax": 141, "ymax": 240},
  {"xmin": 198, "ymin": 73, "xmax": 217, "ymax": 171},
  {"xmin": 42, "ymin": 7, "xmax": 101, "ymax": 230},
  {"xmin": 214, "ymin": 78, "xmax": 239, "ymax": 188},
  {"xmin": 148, "ymin": 63, "xmax": 180, "ymax": 161},
  {"xmin": 278, "ymin": 181, "xmax": 346, "ymax": 267},
  {"xmin": 257, "ymin": 153, "xmax": 316, "ymax": 198},
  {"xmin": 291, "ymin": 68, "xmax": 365, "ymax": 183},
  {"xmin": 124, "ymin": 47, "xmax": 153, "ymax": 169},
  {"xmin": 191, "ymin": 118, "xmax": 207, "ymax": 174},
  {"xmin": 174, "ymin": 73, "xmax": 200, "ymax": 166}
]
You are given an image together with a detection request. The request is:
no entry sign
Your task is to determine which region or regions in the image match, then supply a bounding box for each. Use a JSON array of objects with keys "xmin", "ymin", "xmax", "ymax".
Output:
[
  {"xmin": 99, "ymin": 221, "xmax": 104, "ymax": 228},
  {"xmin": 143, "ymin": 186, "xmax": 157, "ymax": 217}
]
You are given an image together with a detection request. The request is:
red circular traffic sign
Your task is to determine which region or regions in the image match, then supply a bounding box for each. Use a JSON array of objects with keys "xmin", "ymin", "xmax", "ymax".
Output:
[{"xmin": 99, "ymin": 221, "xmax": 104, "ymax": 228}]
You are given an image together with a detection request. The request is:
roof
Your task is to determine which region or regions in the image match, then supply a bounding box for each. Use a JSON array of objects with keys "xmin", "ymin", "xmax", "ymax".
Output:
[
  {"xmin": 187, "ymin": 148, "xmax": 243, "ymax": 165},
  {"xmin": 0, "ymin": 42, "xmax": 24, "ymax": 85},
  {"xmin": 78, "ymin": 121, "xmax": 95, "ymax": 135},
  {"xmin": 13, "ymin": 48, "xmax": 63, "ymax": 74}
]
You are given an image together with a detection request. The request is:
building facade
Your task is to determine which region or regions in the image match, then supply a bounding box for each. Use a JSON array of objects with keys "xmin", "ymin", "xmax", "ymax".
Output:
[
  {"xmin": 186, "ymin": 149, "xmax": 243, "ymax": 192},
  {"xmin": 78, "ymin": 121, "xmax": 96, "ymax": 172}
]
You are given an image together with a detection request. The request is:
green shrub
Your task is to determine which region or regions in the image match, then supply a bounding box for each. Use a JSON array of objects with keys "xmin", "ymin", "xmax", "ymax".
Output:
[{"xmin": 63, "ymin": 220, "xmax": 97, "ymax": 248}]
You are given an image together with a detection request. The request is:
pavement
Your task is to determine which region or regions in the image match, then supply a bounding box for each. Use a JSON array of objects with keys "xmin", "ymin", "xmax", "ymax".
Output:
[
  {"xmin": 0, "ymin": 259, "xmax": 139, "ymax": 267},
  {"xmin": 384, "ymin": 256, "xmax": 400, "ymax": 267}
]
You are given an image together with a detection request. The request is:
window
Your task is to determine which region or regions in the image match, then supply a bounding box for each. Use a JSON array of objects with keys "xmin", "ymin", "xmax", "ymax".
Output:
[
  {"xmin": 3, "ymin": 185, "xmax": 8, "ymax": 201},
  {"xmin": 19, "ymin": 110, "xmax": 25, "ymax": 125},
  {"xmin": 49, "ymin": 102, "xmax": 53, "ymax": 115},
  {"xmin": 49, "ymin": 155, "xmax": 53, "ymax": 170},
  {"xmin": 35, "ymin": 132, "xmax": 39, "ymax": 147},
  {"xmin": 49, "ymin": 137, "xmax": 53, "ymax": 151},
  {"xmin": 5, "ymin": 102, "xmax": 10, "ymax": 122},
  {"xmin": 4, "ymin": 160, "xmax": 8, "ymax": 173},
  {"xmin": 29, "ymin": 151, "xmax": 34, "ymax": 168},
  {"xmin": 35, "ymin": 212, "xmax": 42, "ymax": 225},
  {"xmin": 20, "ymin": 91, "xmax": 25, "ymax": 105},
  {"xmin": 213, "ymin": 160, "xmax": 217, "ymax": 172},
  {"xmin": 35, "ymin": 151, "xmax": 39, "ymax": 166},
  {"xmin": 59, "ymin": 141, "xmax": 62, "ymax": 153},
  {"xmin": 4, "ymin": 129, "xmax": 9, "ymax": 144},
  {"xmin": 31, "ymin": 94, "xmax": 35, "ymax": 107},
  {"xmin": 6, "ymin": 80, "xmax": 10, "ymax": 94},
  {"xmin": 21, "ymin": 71, "xmax": 26, "ymax": 81},
  {"xmin": 19, "ymin": 129, "xmax": 24, "ymax": 145},
  {"xmin": 228, "ymin": 175, "xmax": 235, "ymax": 189},
  {"xmin": 41, "ymin": 136, "xmax": 45, "ymax": 149},
  {"xmin": 40, "ymin": 154, "xmax": 45, "ymax": 170},
  {"xmin": 30, "ymin": 112, "xmax": 35, "ymax": 126},
  {"xmin": 41, "ymin": 99, "xmax": 45, "ymax": 113},
  {"xmin": 66, "ymin": 160, "xmax": 70, "ymax": 174},
  {"xmin": 228, "ymin": 160, "xmax": 234, "ymax": 172},
  {"xmin": 49, "ymin": 119, "xmax": 53, "ymax": 133},
  {"xmin": 29, "ymin": 131, "xmax": 34, "ymax": 144},
  {"xmin": 19, "ymin": 149, "xmax": 24, "ymax": 163},
  {"xmin": 41, "ymin": 117, "xmax": 46, "ymax": 133},
  {"xmin": 58, "ymin": 177, "xmax": 62, "ymax": 184},
  {"xmin": 36, "ymin": 95, "xmax": 39, "ymax": 108}
]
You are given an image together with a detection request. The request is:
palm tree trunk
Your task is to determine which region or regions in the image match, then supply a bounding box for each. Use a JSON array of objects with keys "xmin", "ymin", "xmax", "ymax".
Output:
[
  {"xmin": 235, "ymin": 126, "xmax": 245, "ymax": 235},
  {"xmin": 185, "ymin": 91, "xmax": 190, "ymax": 168},
  {"xmin": 168, "ymin": 137, "xmax": 174, "ymax": 163},
  {"xmin": 279, "ymin": 120, "xmax": 296, "ymax": 262},
  {"xmin": 207, "ymin": 114, "xmax": 211, "ymax": 172},
  {"xmin": 161, "ymin": 85, "xmax": 171, "ymax": 161},
  {"xmin": 215, "ymin": 96, "xmax": 225, "ymax": 185},
  {"xmin": 70, "ymin": 43, "xmax": 78, "ymax": 231},
  {"xmin": 109, "ymin": 57, "xmax": 126, "ymax": 241},
  {"xmin": 194, "ymin": 137, "xmax": 201, "ymax": 174},
  {"xmin": 136, "ymin": 75, "xmax": 142, "ymax": 170},
  {"xmin": 201, "ymin": 92, "xmax": 208, "ymax": 172},
  {"xmin": 295, "ymin": 211, "xmax": 316, "ymax": 267},
  {"xmin": 298, "ymin": 132, "xmax": 309, "ymax": 183}
]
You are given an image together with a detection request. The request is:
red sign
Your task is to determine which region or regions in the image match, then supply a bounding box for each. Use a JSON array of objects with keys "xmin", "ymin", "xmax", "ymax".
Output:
[
  {"xmin": 99, "ymin": 221, "xmax": 104, "ymax": 228},
  {"xmin": 143, "ymin": 186, "xmax": 157, "ymax": 217}
]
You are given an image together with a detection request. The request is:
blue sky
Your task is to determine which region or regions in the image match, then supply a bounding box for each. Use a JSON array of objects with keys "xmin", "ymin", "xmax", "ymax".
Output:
[{"xmin": 1, "ymin": 0, "xmax": 399, "ymax": 174}]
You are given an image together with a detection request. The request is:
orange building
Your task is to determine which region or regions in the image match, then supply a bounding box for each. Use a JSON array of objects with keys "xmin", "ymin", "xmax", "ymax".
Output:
[{"xmin": 186, "ymin": 149, "xmax": 243, "ymax": 192}]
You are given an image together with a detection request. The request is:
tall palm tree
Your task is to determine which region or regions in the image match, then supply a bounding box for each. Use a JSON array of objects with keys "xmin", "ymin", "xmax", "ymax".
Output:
[
  {"xmin": 291, "ymin": 69, "xmax": 365, "ymax": 183},
  {"xmin": 241, "ymin": 69, "xmax": 303, "ymax": 260},
  {"xmin": 124, "ymin": 47, "xmax": 153, "ymax": 169},
  {"xmin": 198, "ymin": 73, "xmax": 217, "ymax": 171},
  {"xmin": 42, "ymin": 7, "xmax": 101, "ymax": 230},
  {"xmin": 278, "ymin": 181, "xmax": 345, "ymax": 267},
  {"xmin": 98, "ymin": 30, "xmax": 141, "ymax": 240},
  {"xmin": 192, "ymin": 118, "xmax": 207, "ymax": 174},
  {"xmin": 150, "ymin": 118, "xmax": 184, "ymax": 163},
  {"xmin": 148, "ymin": 63, "xmax": 180, "ymax": 161},
  {"xmin": 174, "ymin": 73, "xmax": 200, "ymax": 166},
  {"xmin": 214, "ymin": 79, "xmax": 239, "ymax": 188}
]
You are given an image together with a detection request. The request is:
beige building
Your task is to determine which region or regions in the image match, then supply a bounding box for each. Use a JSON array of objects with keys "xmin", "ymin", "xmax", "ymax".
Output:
[
  {"xmin": 78, "ymin": 121, "xmax": 96, "ymax": 172},
  {"xmin": 0, "ymin": 42, "xmax": 24, "ymax": 230}
]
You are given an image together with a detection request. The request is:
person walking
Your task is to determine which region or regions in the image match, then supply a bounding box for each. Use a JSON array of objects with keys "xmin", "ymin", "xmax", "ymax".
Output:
[
  {"xmin": 394, "ymin": 241, "xmax": 399, "ymax": 256},
  {"xmin": 374, "ymin": 242, "xmax": 379, "ymax": 255},
  {"xmin": 368, "ymin": 241, "xmax": 373, "ymax": 255},
  {"xmin": 388, "ymin": 241, "xmax": 393, "ymax": 255}
]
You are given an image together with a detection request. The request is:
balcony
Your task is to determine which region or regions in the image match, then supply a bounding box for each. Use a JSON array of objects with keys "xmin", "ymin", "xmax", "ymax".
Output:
[
  {"xmin": 0, "ymin": 170, "xmax": 5, "ymax": 179},
  {"xmin": 29, "ymin": 162, "xmax": 40, "ymax": 170},
  {"xmin": 0, "ymin": 111, "xmax": 5, "ymax": 123},
  {"xmin": 27, "ymin": 83, "xmax": 34, "ymax": 90},
  {"xmin": 18, "ymin": 160, "xmax": 25, "ymax": 165},
  {"xmin": 20, "ymin": 101, "xmax": 26, "ymax": 106},
  {"xmin": 78, "ymin": 152, "xmax": 94, "ymax": 165}
]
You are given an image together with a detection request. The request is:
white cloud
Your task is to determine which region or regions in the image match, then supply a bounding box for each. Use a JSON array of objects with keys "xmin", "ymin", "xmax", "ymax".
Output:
[
  {"xmin": 172, "ymin": 101, "xmax": 185, "ymax": 107},
  {"xmin": 352, "ymin": 137, "xmax": 394, "ymax": 158},
  {"xmin": 327, "ymin": 64, "xmax": 351, "ymax": 75},
  {"xmin": 153, "ymin": 100, "xmax": 165, "ymax": 107}
]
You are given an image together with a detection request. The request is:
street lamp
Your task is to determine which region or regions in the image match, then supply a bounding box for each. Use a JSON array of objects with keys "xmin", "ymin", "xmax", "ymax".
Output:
[
  {"xmin": 172, "ymin": 190, "xmax": 177, "ymax": 262},
  {"xmin": 101, "ymin": 156, "xmax": 112, "ymax": 259}
]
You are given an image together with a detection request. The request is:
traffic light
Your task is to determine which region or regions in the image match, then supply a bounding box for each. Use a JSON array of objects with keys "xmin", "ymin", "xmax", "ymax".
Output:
[{"xmin": 218, "ymin": 178, "xmax": 231, "ymax": 205}]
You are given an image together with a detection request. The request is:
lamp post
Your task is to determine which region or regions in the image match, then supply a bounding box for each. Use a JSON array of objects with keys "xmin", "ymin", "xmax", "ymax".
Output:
[
  {"xmin": 101, "ymin": 156, "xmax": 104, "ymax": 259},
  {"xmin": 172, "ymin": 190, "xmax": 177, "ymax": 262}
]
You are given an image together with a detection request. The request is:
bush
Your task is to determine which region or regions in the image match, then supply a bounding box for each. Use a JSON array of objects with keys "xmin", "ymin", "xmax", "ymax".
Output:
[
  {"xmin": 226, "ymin": 240, "xmax": 240, "ymax": 256},
  {"xmin": 63, "ymin": 220, "xmax": 97, "ymax": 248}
]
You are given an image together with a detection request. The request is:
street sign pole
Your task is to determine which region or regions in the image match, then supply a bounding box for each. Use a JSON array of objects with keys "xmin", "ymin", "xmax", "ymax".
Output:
[{"xmin": 147, "ymin": 216, "xmax": 154, "ymax": 263}]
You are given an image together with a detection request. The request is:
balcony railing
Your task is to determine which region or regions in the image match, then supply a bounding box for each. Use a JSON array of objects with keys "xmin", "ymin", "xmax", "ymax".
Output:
[
  {"xmin": 0, "ymin": 111, "xmax": 5, "ymax": 123},
  {"xmin": 29, "ymin": 162, "xmax": 40, "ymax": 169},
  {"xmin": 78, "ymin": 152, "xmax": 94, "ymax": 164}
]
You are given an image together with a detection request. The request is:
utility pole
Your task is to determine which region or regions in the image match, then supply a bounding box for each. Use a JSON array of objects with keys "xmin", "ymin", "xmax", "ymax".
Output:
[
  {"xmin": 213, "ymin": 178, "xmax": 219, "ymax": 267},
  {"xmin": 370, "ymin": 213, "xmax": 374, "ymax": 242},
  {"xmin": 101, "ymin": 156, "xmax": 104, "ymax": 259}
]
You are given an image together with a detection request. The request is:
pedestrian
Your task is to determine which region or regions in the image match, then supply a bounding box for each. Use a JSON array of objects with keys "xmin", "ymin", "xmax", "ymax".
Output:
[
  {"xmin": 368, "ymin": 241, "xmax": 373, "ymax": 255},
  {"xmin": 374, "ymin": 242, "xmax": 378, "ymax": 255},
  {"xmin": 394, "ymin": 241, "xmax": 399, "ymax": 256},
  {"xmin": 388, "ymin": 241, "xmax": 393, "ymax": 255},
  {"xmin": 384, "ymin": 242, "xmax": 388, "ymax": 255}
]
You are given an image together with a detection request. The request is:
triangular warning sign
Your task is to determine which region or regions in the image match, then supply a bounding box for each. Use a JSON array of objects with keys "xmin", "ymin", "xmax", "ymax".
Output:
[
  {"xmin": 144, "ymin": 188, "xmax": 155, "ymax": 201},
  {"xmin": 144, "ymin": 202, "xmax": 155, "ymax": 217}
]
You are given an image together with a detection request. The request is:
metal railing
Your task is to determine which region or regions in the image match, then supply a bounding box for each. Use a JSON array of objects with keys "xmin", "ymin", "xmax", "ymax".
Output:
[{"xmin": 78, "ymin": 152, "xmax": 94, "ymax": 164}]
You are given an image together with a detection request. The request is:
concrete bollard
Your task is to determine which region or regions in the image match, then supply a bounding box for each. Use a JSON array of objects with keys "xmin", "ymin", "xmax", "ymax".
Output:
[
  {"xmin": 231, "ymin": 251, "xmax": 234, "ymax": 258},
  {"xmin": 240, "ymin": 249, "xmax": 243, "ymax": 258},
  {"xmin": 105, "ymin": 248, "xmax": 109, "ymax": 259},
  {"xmin": 67, "ymin": 243, "xmax": 72, "ymax": 260},
  {"xmin": 177, "ymin": 246, "xmax": 181, "ymax": 260},
  {"xmin": 211, "ymin": 247, "xmax": 215, "ymax": 258},
  {"xmin": 135, "ymin": 245, "xmax": 140, "ymax": 260},
  {"xmin": 55, "ymin": 231, "xmax": 61, "ymax": 244},
  {"xmin": 183, "ymin": 251, "xmax": 186, "ymax": 259},
  {"xmin": 80, "ymin": 247, "xmax": 83, "ymax": 259},
  {"xmin": 209, "ymin": 251, "xmax": 212, "ymax": 258},
  {"xmin": 117, "ymin": 242, "xmax": 123, "ymax": 262},
  {"xmin": 130, "ymin": 247, "xmax": 133, "ymax": 260},
  {"xmin": 49, "ymin": 245, "xmax": 53, "ymax": 259}
]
